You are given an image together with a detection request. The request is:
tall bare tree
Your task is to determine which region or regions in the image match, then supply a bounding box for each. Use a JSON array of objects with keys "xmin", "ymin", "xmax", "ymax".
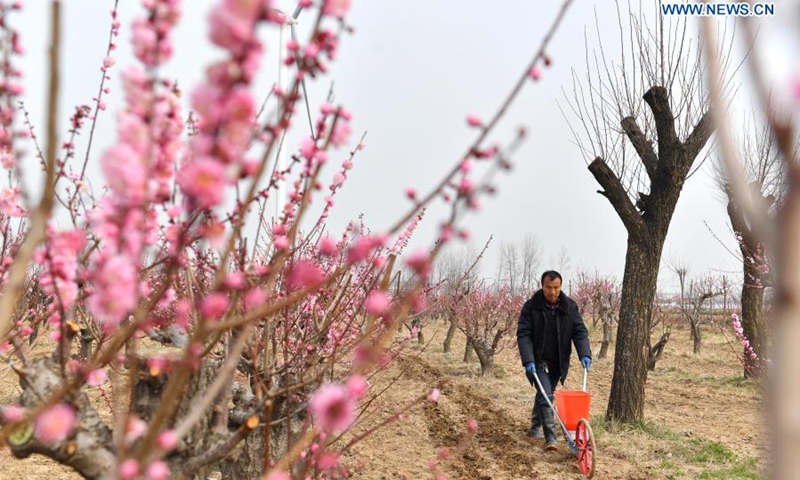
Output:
[
  {"xmin": 497, "ymin": 234, "xmax": 542, "ymax": 295},
  {"xmin": 563, "ymin": 2, "xmax": 734, "ymax": 422},
  {"xmin": 520, "ymin": 234, "xmax": 543, "ymax": 294},
  {"xmin": 498, "ymin": 242, "xmax": 521, "ymax": 294}
]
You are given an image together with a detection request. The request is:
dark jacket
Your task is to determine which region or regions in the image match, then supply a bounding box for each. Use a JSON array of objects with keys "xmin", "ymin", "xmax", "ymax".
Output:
[{"xmin": 517, "ymin": 290, "xmax": 592, "ymax": 384}]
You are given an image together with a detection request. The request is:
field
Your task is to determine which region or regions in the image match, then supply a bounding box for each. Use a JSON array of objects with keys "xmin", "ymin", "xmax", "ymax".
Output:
[
  {"xmin": 346, "ymin": 320, "xmax": 765, "ymax": 480},
  {"xmin": 0, "ymin": 320, "xmax": 765, "ymax": 480}
]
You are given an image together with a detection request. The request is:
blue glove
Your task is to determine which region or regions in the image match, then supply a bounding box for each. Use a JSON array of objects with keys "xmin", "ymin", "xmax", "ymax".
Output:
[
  {"xmin": 524, "ymin": 361, "xmax": 536, "ymax": 384},
  {"xmin": 524, "ymin": 361, "xmax": 536, "ymax": 375},
  {"xmin": 580, "ymin": 356, "xmax": 592, "ymax": 370}
]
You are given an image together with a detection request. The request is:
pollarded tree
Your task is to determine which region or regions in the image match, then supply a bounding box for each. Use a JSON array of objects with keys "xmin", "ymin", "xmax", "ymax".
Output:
[
  {"xmin": 713, "ymin": 111, "xmax": 795, "ymax": 378},
  {"xmin": 563, "ymin": 2, "xmax": 733, "ymax": 422}
]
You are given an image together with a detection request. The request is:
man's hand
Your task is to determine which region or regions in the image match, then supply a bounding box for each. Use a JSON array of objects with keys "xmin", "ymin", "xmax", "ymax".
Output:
[
  {"xmin": 580, "ymin": 356, "xmax": 592, "ymax": 370},
  {"xmin": 524, "ymin": 361, "xmax": 536, "ymax": 384}
]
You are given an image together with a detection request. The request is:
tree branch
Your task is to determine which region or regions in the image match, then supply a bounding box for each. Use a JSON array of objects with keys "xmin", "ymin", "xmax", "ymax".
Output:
[
  {"xmin": 621, "ymin": 116, "xmax": 657, "ymax": 180},
  {"xmin": 682, "ymin": 109, "xmax": 715, "ymax": 170},
  {"xmin": 642, "ymin": 86, "xmax": 679, "ymax": 167},
  {"xmin": 589, "ymin": 156, "xmax": 646, "ymax": 239}
]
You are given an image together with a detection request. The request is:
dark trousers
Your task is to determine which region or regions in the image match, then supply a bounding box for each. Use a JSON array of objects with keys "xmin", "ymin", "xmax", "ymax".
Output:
[{"xmin": 527, "ymin": 365, "xmax": 560, "ymax": 417}]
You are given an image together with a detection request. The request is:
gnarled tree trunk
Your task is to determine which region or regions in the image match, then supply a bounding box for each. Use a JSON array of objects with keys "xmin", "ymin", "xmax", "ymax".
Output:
[
  {"xmin": 463, "ymin": 338, "xmax": 474, "ymax": 363},
  {"xmin": 598, "ymin": 318, "xmax": 613, "ymax": 359},
  {"xmin": 443, "ymin": 317, "xmax": 457, "ymax": 353}
]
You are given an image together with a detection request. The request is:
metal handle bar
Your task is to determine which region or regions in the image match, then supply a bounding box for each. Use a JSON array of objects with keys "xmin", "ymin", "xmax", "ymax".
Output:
[{"xmin": 583, "ymin": 367, "xmax": 588, "ymax": 392}]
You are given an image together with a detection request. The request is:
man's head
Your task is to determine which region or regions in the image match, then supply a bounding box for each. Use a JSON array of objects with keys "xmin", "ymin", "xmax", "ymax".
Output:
[{"xmin": 540, "ymin": 271, "xmax": 562, "ymax": 305}]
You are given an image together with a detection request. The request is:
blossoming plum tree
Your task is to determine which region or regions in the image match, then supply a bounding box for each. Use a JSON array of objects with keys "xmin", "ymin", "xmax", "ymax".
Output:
[{"xmin": 0, "ymin": 0, "xmax": 575, "ymax": 478}]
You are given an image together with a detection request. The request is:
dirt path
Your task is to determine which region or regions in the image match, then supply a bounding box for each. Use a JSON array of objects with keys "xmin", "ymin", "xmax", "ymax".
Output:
[{"xmin": 398, "ymin": 354, "xmax": 629, "ymax": 480}]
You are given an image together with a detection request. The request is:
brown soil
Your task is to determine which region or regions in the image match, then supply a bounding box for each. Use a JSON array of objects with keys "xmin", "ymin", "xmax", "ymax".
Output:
[{"xmin": 0, "ymin": 321, "xmax": 766, "ymax": 479}]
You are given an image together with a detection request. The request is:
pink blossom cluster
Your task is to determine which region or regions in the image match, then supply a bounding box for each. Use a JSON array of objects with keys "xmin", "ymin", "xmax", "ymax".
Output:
[
  {"xmin": 388, "ymin": 210, "xmax": 425, "ymax": 254},
  {"xmin": 131, "ymin": 0, "xmax": 181, "ymax": 67},
  {"xmin": 309, "ymin": 377, "xmax": 367, "ymax": 432},
  {"xmin": 87, "ymin": 1, "xmax": 185, "ymax": 327},
  {"xmin": 180, "ymin": 0, "xmax": 273, "ymax": 210},
  {"xmin": 0, "ymin": 187, "xmax": 25, "ymax": 217},
  {"xmin": 731, "ymin": 313, "xmax": 763, "ymax": 363},
  {"xmin": 0, "ymin": 1, "xmax": 25, "ymax": 155},
  {"xmin": 35, "ymin": 228, "xmax": 86, "ymax": 312}
]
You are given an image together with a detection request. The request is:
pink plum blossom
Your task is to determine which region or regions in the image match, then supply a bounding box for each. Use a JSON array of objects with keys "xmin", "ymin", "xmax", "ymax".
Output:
[
  {"xmin": 1, "ymin": 405, "xmax": 25, "ymax": 422},
  {"xmin": 119, "ymin": 459, "xmax": 140, "ymax": 480},
  {"xmin": 345, "ymin": 375, "xmax": 368, "ymax": 400},
  {"xmin": 178, "ymin": 158, "xmax": 228, "ymax": 209},
  {"xmin": 365, "ymin": 291, "xmax": 390, "ymax": 316},
  {"xmin": 319, "ymin": 237, "xmax": 337, "ymax": 256},
  {"xmin": 200, "ymin": 293, "xmax": 230, "ymax": 320},
  {"xmin": 317, "ymin": 451, "xmax": 341, "ymax": 471},
  {"xmin": 126, "ymin": 417, "xmax": 147, "ymax": 444},
  {"xmin": 86, "ymin": 369, "xmax": 108, "ymax": 387},
  {"xmin": 323, "ymin": 0, "xmax": 351, "ymax": 19},
  {"xmin": 467, "ymin": 418, "xmax": 478, "ymax": 433},
  {"xmin": 157, "ymin": 429, "xmax": 178, "ymax": 451},
  {"xmin": 309, "ymin": 383, "xmax": 356, "ymax": 432},
  {"xmin": 146, "ymin": 461, "xmax": 170, "ymax": 480},
  {"xmin": 429, "ymin": 388, "xmax": 441, "ymax": 403},
  {"xmin": 466, "ymin": 113, "xmax": 482, "ymax": 127},
  {"xmin": 34, "ymin": 403, "xmax": 76, "ymax": 445},
  {"xmin": 87, "ymin": 255, "xmax": 139, "ymax": 326},
  {"xmin": 287, "ymin": 260, "xmax": 325, "ymax": 290}
]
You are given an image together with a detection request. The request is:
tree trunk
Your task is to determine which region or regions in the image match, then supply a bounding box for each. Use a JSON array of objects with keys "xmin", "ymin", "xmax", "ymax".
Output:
[
  {"xmin": 691, "ymin": 320, "xmax": 702, "ymax": 355},
  {"xmin": 727, "ymin": 189, "xmax": 771, "ymax": 379},
  {"xmin": 471, "ymin": 340, "xmax": 494, "ymax": 376},
  {"xmin": 79, "ymin": 327, "xmax": 93, "ymax": 360},
  {"xmin": 410, "ymin": 318, "xmax": 424, "ymax": 344},
  {"xmin": 475, "ymin": 347, "xmax": 495, "ymax": 377},
  {"xmin": 647, "ymin": 327, "xmax": 671, "ymax": 370},
  {"xmin": 598, "ymin": 320, "xmax": 613, "ymax": 359},
  {"xmin": 443, "ymin": 318, "xmax": 457, "ymax": 353},
  {"xmin": 463, "ymin": 338, "xmax": 474, "ymax": 363},
  {"xmin": 741, "ymin": 262, "xmax": 766, "ymax": 378},
  {"xmin": 607, "ymin": 237, "xmax": 661, "ymax": 423}
]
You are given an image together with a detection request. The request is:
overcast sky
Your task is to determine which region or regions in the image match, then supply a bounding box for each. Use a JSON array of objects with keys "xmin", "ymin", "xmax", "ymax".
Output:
[{"xmin": 13, "ymin": 0, "xmax": 799, "ymax": 294}]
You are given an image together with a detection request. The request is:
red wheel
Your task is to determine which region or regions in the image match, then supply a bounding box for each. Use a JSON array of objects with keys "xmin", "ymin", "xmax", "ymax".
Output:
[{"xmin": 575, "ymin": 418, "xmax": 596, "ymax": 478}]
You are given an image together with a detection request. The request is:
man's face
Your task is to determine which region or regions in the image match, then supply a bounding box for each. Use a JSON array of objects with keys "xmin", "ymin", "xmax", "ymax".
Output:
[{"xmin": 542, "ymin": 277, "xmax": 562, "ymax": 304}]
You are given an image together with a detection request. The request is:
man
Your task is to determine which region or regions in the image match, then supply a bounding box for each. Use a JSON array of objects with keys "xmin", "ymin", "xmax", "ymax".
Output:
[{"xmin": 517, "ymin": 270, "xmax": 592, "ymax": 451}]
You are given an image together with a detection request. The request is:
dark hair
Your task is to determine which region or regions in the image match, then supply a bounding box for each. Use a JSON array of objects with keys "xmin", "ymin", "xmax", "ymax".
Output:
[{"xmin": 540, "ymin": 270, "xmax": 562, "ymax": 285}]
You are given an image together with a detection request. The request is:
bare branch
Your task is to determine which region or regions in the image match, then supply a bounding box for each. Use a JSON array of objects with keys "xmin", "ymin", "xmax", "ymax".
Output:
[{"xmin": 588, "ymin": 156, "xmax": 645, "ymax": 239}]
